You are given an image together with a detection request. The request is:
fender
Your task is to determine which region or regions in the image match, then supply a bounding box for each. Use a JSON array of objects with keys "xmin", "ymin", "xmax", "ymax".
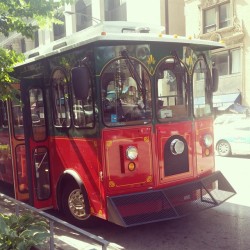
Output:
[{"xmin": 56, "ymin": 169, "xmax": 90, "ymax": 213}]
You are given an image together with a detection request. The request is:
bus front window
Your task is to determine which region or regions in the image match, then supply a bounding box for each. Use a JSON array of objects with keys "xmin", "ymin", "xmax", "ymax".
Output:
[
  {"xmin": 156, "ymin": 57, "xmax": 188, "ymax": 120},
  {"xmin": 101, "ymin": 58, "xmax": 152, "ymax": 126},
  {"xmin": 193, "ymin": 58, "xmax": 212, "ymax": 117}
]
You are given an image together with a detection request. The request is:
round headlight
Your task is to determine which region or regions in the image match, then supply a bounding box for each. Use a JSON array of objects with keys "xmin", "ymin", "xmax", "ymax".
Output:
[
  {"xmin": 170, "ymin": 139, "xmax": 185, "ymax": 155},
  {"xmin": 126, "ymin": 146, "xmax": 138, "ymax": 160},
  {"xmin": 203, "ymin": 134, "xmax": 213, "ymax": 147}
]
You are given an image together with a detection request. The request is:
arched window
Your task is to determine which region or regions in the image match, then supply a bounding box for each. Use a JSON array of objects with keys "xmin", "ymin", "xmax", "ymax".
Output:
[{"xmin": 101, "ymin": 57, "xmax": 151, "ymax": 126}]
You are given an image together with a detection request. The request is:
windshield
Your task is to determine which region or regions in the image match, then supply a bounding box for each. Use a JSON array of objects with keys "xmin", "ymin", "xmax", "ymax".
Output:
[
  {"xmin": 193, "ymin": 57, "xmax": 212, "ymax": 117},
  {"xmin": 155, "ymin": 57, "xmax": 188, "ymax": 121},
  {"xmin": 101, "ymin": 57, "xmax": 152, "ymax": 126}
]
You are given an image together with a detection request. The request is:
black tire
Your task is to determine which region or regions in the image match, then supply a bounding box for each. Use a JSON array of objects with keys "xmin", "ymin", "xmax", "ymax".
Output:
[
  {"xmin": 61, "ymin": 183, "xmax": 95, "ymax": 227},
  {"xmin": 217, "ymin": 140, "xmax": 232, "ymax": 157}
]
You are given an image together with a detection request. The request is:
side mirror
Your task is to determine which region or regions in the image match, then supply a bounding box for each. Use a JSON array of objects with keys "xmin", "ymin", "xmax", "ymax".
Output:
[
  {"xmin": 71, "ymin": 66, "xmax": 90, "ymax": 100},
  {"xmin": 212, "ymin": 66, "xmax": 219, "ymax": 92}
]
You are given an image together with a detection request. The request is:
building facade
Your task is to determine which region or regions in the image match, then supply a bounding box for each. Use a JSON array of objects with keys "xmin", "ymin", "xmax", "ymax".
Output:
[
  {"xmin": 0, "ymin": 0, "xmax": 185, "ymax": 53},
  {"xmin": 185, "ymin": 0, "xmax": 249, "ymax": 110}
]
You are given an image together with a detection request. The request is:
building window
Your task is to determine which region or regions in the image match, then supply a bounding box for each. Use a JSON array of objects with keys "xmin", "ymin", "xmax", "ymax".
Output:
[
  {"xmin": 203, "ymin": 2, "xmax": 230, "ymax": 33},
  {"xmin": 75, "ymin": 0, "xmax": 93, "ymax": 31},
  {"xmin": 21, "ymin": 38, "xmax": 26, "ymax": 53},
  {"xmin": 104, "ymin": 0, "xmax": 127, "ymax": 21},
  {"xmin": 219, "ymin": 3, "xmax": 230, "ymax": 28},
  {"xmin": 230, "ymin": 49, "xmax": 241, "ymax": 74},
  {"xmin": 34, "ymin": 31, "xmax": 39, "ymax": 48},
  {"xmin": 212, "ymin": 48, "xmax": 241, "ymax": 76},
  {"xmin": 53, "ymin": 14, "xmax": 66, "ymax": 41}
]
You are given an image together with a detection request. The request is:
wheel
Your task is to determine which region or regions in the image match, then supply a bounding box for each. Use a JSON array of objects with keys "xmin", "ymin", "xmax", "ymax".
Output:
[
  {"xmin": 217, "ymin": 140, "xmax": 232, "ymax": 157},
  {"xmin": 61, "ymin": 183, "xmax": 94, "ymax": 227}
]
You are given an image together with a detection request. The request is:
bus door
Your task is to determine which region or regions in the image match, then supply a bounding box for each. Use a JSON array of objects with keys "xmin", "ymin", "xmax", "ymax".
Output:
[
  {"xmin": 7, "ymin": 97, "xmax": 29, "ymax": 201},
  {"xmin": 155, "ymin": 56, "xmax": 195, "ymax": 184},
  {"xmin": 20, "ymin": 78, "xmax": 52, "ymax": 209}
]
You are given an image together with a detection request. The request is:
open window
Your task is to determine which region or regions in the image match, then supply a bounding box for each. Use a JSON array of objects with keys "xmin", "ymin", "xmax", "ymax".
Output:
[{"xmin": 155, "ymin": 56, "xmax": 188, "ymax": 120}]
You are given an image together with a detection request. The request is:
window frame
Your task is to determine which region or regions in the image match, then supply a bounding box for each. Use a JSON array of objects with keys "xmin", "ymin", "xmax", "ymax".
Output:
[
  {"xmin": 104, "ymin": 0, "xmax": 127, "ymax": 21},
  {"xmin": 100, "ymin": 56, "xmax": 152, "ymax": 127},
  {"xmin": 51, "ymin": 67, "xmax": 71, "ymax": 128},
  {"xmin": 192, "ymin": 57, "xmax": 213, "ymax": 118},
  {"xmin": 155, "ymin": 56, "xmax": 189, "ymax": 121},
  {"xmin": 211, "ymin": 48, "xmax": 241, "ymax": 76},
  {"xmin": 53, "ymin": 13, "xmax": 66, "ymax": 41},
  {"xmin": 75, "ymin": 0, "xmax": 93, "ymax": 32},
  {"xmin": 202, "ymin": 1, "xmax": 231, "ymax": 34}
]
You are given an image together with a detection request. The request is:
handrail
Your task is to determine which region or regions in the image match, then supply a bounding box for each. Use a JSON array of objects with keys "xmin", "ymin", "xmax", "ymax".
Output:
[{"xmin": 0, "ymin": 192, "xmax": 112, "ymax": 250}]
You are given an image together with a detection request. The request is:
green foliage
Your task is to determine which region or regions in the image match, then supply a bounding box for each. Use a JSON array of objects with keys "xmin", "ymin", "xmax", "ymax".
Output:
[
  {"xmin": 0, "ymin": 0, "xmax": 73, "ymax": 100},
  {"xmin": 0, "ymin": 0, "xmax": 71, "ymax": 38},
  {"xmin": 0, "ymin": 48, "xmax": 24, "ymax": 101},
  {"xmin": 0, "ymin": 213, "xmax": 49, "ymax": 250}
]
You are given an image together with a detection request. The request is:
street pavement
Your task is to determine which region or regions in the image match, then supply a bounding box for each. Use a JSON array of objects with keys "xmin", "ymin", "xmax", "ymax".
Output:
[{"xmin": 1, "ymin": 155, "xmax": 250, "ymax": 249}]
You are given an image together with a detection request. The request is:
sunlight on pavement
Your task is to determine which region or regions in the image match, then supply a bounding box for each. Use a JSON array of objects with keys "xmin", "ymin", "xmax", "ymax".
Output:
[
  {"xmin": 215, "ymin": 156, "xmax": 250, "ymax": 208},
  {"xmin": 57, "ymin": 235, "xmax": 123, "ymax": 250}
]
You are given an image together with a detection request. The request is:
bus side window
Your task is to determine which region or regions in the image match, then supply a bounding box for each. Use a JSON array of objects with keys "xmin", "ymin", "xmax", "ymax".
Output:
[
  {"xmin": 11, "ymin": 97, "xmax": 24, "ymax": 140},
  {"xmin": 29, "ymin": 88, "xmax": 46, "ymax": 141},
  {"xmin": 51, "ymin": 68, "xmax": 71, "ymax": 127},
  {"xmin": 72, "ymin": 91, "xmax": 95, "ymax": 128},
  {"xmin": 12, "ymin": 102, "xmax": 23, "ymax": 127},
  {"xmin": 15, "ymin": 144, "xmax": 28, "ymax": 193},
  {"xmin": 0, "ymin": 101, "xmax": 8, "ymax": 128},
  {"xmin": 72, "ymin": 71, "xmax": 95, "ymax": 128},
  {"xmin": 33, "ymin": 147, "xmax": 50, "ymax": 200}
]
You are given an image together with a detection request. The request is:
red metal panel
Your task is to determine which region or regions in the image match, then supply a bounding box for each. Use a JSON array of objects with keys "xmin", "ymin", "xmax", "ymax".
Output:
[
  {"xmin": 194, "ymin": 117, "xmax": 215, "ymax": 176},
  {"xmin": 49, "ymin": 136, "xmax": 105, "ymax": 219},
  {"xmin": 156, "ymin": 121, "xmax": 195, "ymax": 185},
  {"xmin": 102, "ymin": 126, "xmax": 154, "ymax": 195}
]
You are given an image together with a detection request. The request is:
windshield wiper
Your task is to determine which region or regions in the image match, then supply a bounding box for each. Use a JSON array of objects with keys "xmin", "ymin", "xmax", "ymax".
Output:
[{"xmin": 120, "ymin": 49, "xmax": 147, "ymax": 110}]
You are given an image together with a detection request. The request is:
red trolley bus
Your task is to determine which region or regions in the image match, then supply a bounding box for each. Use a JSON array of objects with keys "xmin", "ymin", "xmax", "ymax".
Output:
[{"xmin": 0, "ymin": 22, "xmax": 236, "ymax": 227}]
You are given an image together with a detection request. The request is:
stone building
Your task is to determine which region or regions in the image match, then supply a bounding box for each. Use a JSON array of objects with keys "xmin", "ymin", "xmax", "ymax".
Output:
[{"xmin": 185, "ymin": 0, "xmax": 249, "ymax": 111}]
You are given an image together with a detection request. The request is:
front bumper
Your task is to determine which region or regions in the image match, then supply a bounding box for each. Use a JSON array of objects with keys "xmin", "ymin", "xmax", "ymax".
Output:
[{"xmin": 107, "ymin": 171, "xmax": 236, "ymax": 227}]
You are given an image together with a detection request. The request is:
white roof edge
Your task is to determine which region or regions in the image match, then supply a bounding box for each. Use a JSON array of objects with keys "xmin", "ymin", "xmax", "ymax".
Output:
[{"xmin": 19, "ymin": 21, "xmax": 224, "ymax": 66}]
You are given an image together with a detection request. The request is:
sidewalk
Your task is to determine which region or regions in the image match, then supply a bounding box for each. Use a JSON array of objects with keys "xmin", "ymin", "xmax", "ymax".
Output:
[{"xmin": 0, "ymin": 193, "xmax": 115, "ymax": 250}]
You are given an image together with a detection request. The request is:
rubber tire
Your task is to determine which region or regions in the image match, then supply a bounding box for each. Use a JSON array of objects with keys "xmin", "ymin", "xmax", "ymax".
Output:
[
  {"xmin": 61, "ymin": 183, "xmax": 95, "ymax": 227},
  {"xmin": 217, "ymin": 140, "xmax": 232, "ymax": 157}
]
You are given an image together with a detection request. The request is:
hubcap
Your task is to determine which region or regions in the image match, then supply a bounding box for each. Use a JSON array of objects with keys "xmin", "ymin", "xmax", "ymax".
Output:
[
  {"xmin": 218, "ymin": 142, "xmax": 229, "ymax": 155},
  {"xmin": 68, "ymin": 189, "xmax": 88, "ymax": 220}
]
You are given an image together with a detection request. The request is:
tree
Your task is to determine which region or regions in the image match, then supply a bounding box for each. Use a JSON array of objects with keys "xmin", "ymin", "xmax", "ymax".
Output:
[{"xmin": 0, "ymin": 0, "xmax": 71, "ymax": 100}]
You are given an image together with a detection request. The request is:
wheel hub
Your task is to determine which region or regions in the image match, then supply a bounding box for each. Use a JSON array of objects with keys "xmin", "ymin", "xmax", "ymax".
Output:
[{"xmin": 68, "ymin": 189, "xmax": 87, "ymax": 220}]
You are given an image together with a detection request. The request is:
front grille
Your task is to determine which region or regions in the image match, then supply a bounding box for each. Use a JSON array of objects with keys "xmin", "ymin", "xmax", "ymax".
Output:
[{"xmin": 107, "ymin": 171, "xmax": 236, "ymax": 227}]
